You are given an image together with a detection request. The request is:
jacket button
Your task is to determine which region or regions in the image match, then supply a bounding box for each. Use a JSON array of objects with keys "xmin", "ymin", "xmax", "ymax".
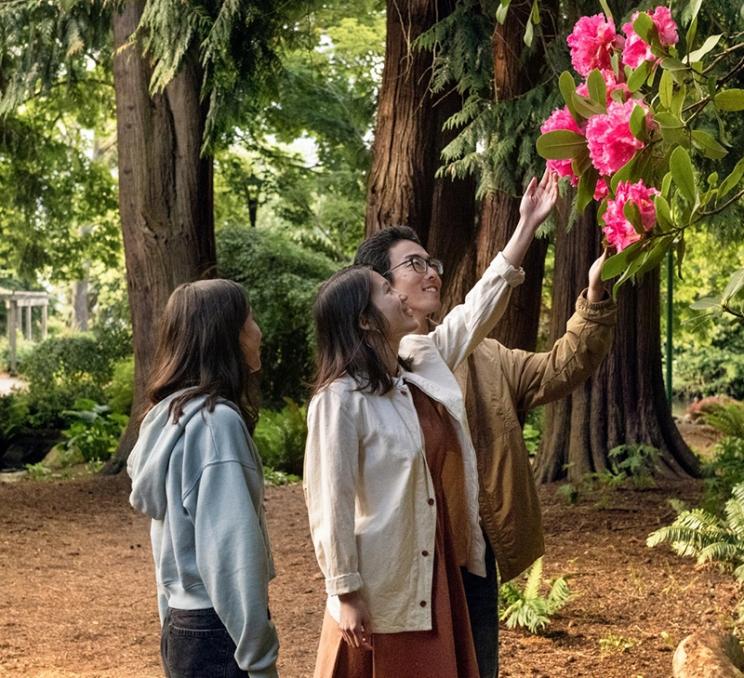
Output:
[
  {"xmin": 419, "ymin": 600, "xmax": 427, "ymax": 607},
  {"xmin": 427, "ymin": 498, "xmax": 434, "ymax": 506},
  {"xmin": 400, "ymin": 388, "xmax": 408, "ymax": 395},
  {"xmin": 421, "ymin": 550, "xmax": 429, "ymax": 557}
]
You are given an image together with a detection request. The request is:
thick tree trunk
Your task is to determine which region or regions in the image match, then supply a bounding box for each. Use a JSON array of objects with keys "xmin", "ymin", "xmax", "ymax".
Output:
[
  {"xmin": 536, "ymin": 210, "xmax": 700, "ymax": 483},
  {"xmin": 365, "ymin": 0, "xmax": 477, "ymax": 308},
  {"xmin": 105, "ymin": 1, "xmax": 215, "ymax": 473},
  {"xmin": 441, "ymin": 0, "xmax": 557, "ymax": 349}
]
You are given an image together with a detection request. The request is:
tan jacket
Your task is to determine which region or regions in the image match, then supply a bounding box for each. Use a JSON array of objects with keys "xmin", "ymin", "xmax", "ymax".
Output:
[
  {"xmin": 304, "ymin": 253, "xmax": 525, "ymax": 633},
  {"xmin": 454, "ymin": 291, "xmax": 617, "ymax": 582}
]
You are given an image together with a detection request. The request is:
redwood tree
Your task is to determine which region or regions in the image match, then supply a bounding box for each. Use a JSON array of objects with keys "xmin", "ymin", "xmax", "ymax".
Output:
[
  {"xmin": 106, "ymin": 1, "xmax": 216, "ymax": 471},
  {"xmin": 536, "ymin": 210, "xmax": 700, "ymax": 482},
  {"xmin": 365, "ymin": 0, "xmax": 477, "ymax": 308}
]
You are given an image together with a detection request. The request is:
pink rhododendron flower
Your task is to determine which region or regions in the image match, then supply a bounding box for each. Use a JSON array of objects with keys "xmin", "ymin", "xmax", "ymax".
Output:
[
  {"xmin": 585, "ymin": 99, "xmax": 645, "ymax": 175},
  {"xmin": 602, "ymin": 180, "xmax": 658, "ymax": 251},
  {"xmin": 622, "ymin": 7, "xmax": 678, "ymax": 69},
  {"xmin": 576, "ymin": 71, "xmax": 630, "ymax": 103},
  {"xmin": 594, "ymin": 177, "xmax": 609, "ymax": 201},
  {"xmin": 567, "ymin": 14, "xmax": 620, "ymax": 76},
  {"xmin": 540, "ymin": 106, "xmax": 584, "ymax": 185}
]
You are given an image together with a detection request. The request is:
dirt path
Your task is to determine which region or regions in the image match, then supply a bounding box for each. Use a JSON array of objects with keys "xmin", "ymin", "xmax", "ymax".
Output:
[{"xmin": 0, "ymin": 474, "xmax": 738, "ymax": 677}]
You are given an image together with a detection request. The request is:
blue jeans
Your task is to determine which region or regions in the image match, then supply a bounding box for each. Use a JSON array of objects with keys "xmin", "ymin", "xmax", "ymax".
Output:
[
  {"xmin": 161, "ymin": 608, "xmax": 247, "ymax": 678},
  {"xmin": 462, "ymin": 535, "xmax": 499, "ymax": 678}
]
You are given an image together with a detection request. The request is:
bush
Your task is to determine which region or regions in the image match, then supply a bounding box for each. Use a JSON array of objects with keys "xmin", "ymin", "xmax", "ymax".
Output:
[
  {"xmin": 19, "ymin": 329, "xmax": 131, "ymax": 429},
  {"xmin": 105, "ymin": 356, "xmax": 134, "ymax": 415},
  {"xmin": 673, "ymin": 322, "xmax": 744, "ymax": 401},
  {"xmin": 218, "ymin": 225, "xmax": 338, "ymax": 407},
  {"xmin": 60, "ymin": 398, "xmax": 128, "ymax": 462},
  {"xmin": 253, "ymin": 398, "xmax": 307, "ymax": 476},
  {"xmin": 701, "ymin": 401, "xmax": 744, "ymax": 513}
]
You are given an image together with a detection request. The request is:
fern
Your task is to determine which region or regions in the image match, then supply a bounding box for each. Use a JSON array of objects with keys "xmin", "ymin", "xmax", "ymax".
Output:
[
  {"xmin": 648, "ymin": 481, "xmax": 744, "ymax": 580},
  {"xmin": 705, "ymin": 402, "xmax": 744, "ymax": 438},
  {"xmin": 499, "ymin": 558, "xmax": 572, "ymax": 634}
]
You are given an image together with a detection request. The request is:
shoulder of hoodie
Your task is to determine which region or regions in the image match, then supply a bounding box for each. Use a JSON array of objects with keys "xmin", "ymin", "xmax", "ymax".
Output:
[{"xmin": 183, "ymin": 400, "xmax": 253, "ymax": 465}]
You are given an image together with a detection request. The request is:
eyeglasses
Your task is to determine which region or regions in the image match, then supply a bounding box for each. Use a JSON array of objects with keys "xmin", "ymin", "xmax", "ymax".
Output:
[{"xmin": 384, "ymin": 255, "xmax": 444, "ymax": 278}]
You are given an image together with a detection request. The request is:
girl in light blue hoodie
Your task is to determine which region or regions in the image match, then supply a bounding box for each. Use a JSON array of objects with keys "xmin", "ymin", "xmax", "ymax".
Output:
[{"xmin": 127, "ymin": 279, "xmax": 279, "ymax": 678}]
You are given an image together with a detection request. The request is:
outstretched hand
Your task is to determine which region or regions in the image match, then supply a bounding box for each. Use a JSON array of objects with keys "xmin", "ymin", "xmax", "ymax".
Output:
[
  {"xmin": 587, "ymin": 250, "xmax": 609, "ymax": 302},
  {"xmin": 519, "ymin": 168, "xmax": 559, "ymax": 234}
]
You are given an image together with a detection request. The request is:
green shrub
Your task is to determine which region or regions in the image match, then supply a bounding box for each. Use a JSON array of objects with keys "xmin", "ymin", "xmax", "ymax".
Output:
[
  {"xmin": 703, "ymin": 437, "xmax": 744, "ymax": 512},
  {"xmin": 218, "ymin": 225, "xmax": 338, "ymax": 406},
  {"xmin": 607, "ymin": 443, "xmax": 660, "ymax": 486},
  {"xmin": 60, "ymin": 398, "xmax": 128, "ymax": 462},
  {"xmin": 0, "ymin": 392, "xmax": 30, "ymax": 439},
  {"xmin": 673, "ymin": 322, "xmax": 744, "ymax": 401},
  {"xmin": 19, "ymin": 329, "xmax": 131, "ymax": 429},
  {"xmin": 253, "ymin": 398, "xmax": 307, "ymax": 476},
  {"xmin": 106, "ymin": 356, "xmax": 134, "ymax": 415},
  {"xmin": 499, "ymin": 558, "xmax": 571, "ymax": 634}
]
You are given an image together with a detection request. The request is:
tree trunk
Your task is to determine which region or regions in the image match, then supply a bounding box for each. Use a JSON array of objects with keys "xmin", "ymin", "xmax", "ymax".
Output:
[
  {"xmin": 444, "ymin": 0, "xmax": 557, "ymax": 348},
  {"xmin": 365, "ymin": 0, "xmax": 478, "ymax": 308},
  {"xmin": 72, "ymin": 279, "xmax": 89, "ymax": 331},
  {"xmin": 536, "ymin": 209, "xmax": 700, "ymax": 483},
  {"xmin": 105, "ymin": 0, "xmax": 216, "ymax": 473}
]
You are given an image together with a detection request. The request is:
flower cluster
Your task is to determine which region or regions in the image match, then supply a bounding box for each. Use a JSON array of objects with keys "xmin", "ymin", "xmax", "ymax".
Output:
[
  {"xmin": 602, "ymin": 180, "xmax": 659, "ymax": 251},
  {"xmin": 539, "ymin": 6, "xmax": 680, "ymax": 251}
]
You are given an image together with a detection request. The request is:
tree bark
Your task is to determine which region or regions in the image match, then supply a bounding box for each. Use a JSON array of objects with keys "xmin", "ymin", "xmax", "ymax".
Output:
[
  {"xmin": 536, "ymin": 209, "xmax": 700, "ymax": 483},
  {"xmin": 365, "ymin": 0, "xmax": 477, "ymax": 308},
  {"xmin": 105, "ymin": 0, "xmax": 215, "ymax": 473},
  {"xmin": 444, "ymin": 0, "xmax": 556, "ymax": 348}
]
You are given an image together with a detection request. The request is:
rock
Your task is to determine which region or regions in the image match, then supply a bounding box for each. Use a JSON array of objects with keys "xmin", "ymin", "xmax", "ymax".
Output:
[
  {"xmin": 42, "ymin": 443, "xmax": 84, "ymax": 469},
  {"xmin": 673, "ymin": 630, "xmax": 744, "ymax": 678}
]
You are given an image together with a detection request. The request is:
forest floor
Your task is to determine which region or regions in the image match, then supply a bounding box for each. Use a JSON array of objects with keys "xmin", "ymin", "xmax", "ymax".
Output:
[{"xmin": 2, "ymin": 468, "xmax": 740, "ymax": 678}]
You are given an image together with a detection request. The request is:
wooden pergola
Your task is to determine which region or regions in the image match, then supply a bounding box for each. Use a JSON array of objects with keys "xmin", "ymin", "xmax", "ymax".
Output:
[{"xmin": 1, "ymin": 289, "xmax": 49, "ymax": 374}]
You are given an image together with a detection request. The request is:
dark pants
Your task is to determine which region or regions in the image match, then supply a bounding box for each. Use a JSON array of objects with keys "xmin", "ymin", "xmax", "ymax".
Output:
[
  {"xmin": 161, "ymin": 608, "xmax": 247, "ymax": 678},
  {"xmin": 462, "ymin": 535, "xmax": 499, "ymax": 678}
]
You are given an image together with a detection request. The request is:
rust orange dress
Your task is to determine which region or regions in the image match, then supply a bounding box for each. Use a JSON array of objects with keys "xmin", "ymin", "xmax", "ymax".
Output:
[{"xmin": 313, "ymin": 384, "xmax": 480, "ymax": 678}]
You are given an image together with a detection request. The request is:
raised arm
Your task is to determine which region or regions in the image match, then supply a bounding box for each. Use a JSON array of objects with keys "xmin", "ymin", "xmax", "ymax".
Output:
[{"xmin": 428, "ymin": 170, "xmax": 559, "ymax": 370}]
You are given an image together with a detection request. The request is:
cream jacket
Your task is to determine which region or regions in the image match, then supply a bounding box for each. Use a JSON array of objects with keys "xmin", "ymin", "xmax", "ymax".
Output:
[{"xmin": 303, "ymin": 252, "xmax": 525, "ymax": 633}]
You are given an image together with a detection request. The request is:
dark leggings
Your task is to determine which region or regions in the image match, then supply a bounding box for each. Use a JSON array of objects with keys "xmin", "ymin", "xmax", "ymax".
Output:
[{"xmin": 161, "ymin": 608, "xmax": 247, "ymax": 678}]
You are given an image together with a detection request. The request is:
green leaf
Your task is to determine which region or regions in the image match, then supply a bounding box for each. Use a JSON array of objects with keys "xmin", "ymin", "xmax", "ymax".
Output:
[
  {"xmin": 714, "ymin": 89, "xmax": 744, "ymax": 112},
  {"xmin": 661, "ymin": 57, "xmax": 689, "ymax": 72},
  {"xmin": 530, "ymin": 0, "xmax": 540, "ymax": 24},
  {"xmin": 690, "ymin": 296, "xmax": 720, "ymax": 311},
  {"xmin": 624, "ymin": 200, "xmax": 645, "ymax": 235},
  {"xmin": 613, "ymin": 250, "xmax": 648, "ymax": 294},
  {"xmin": 719, "ymin": 157, "xmax": 744, "ymax": 197},
  {"xmin": 610, "ymin": 155, "xmax": 637, "ymax": 193},
  {"xmin": 630, "ymin": 104, "xmax": 647, "ymax": 140},
  {"xmin": 598, "ymin": 0, "xmax": 614, "ymax": 22},
  {"xmin": 687, "ymin": 34, "xmax": 722, "ymax": 63},
  {"xmin": 659, "ymin": 69, "xmax": 674, "ymax": 108},
  {"xmin": 662, "ymin": 172, "xmax": 673, "ymax": 198},
  {"xmin": 571, "ymin": 147, "xmax": 592, "ymax": 176},
  {"xmin": 572, "ymin": 93, "xmax": 605, "ymax": 118},
  {"xmin": 576, "ymin": 167, "xmax": 599, "ymax": 213},
  {"xmin": 559, "ymin": 71, "xmax": 580, "ymax": 121},
  {"xmin": 670, "ymin": 146, "xmax": 697, "ymax": 204},
  {"xmin": 635, "ymin": 236, "xmax": 673, "ymax": 276},
  {"xmin": 536, "ymin": 130, "xmax": 587, "ymax": 160},
  {"xmin": 685, "ymin": 0, "xmax": 704, "ymax": 27},
  {"xmin": 723, "ymin": 269, "xmax": 744, "ymax": 302},
  {"xmin": 523, "ymin": 19, "xmax": 534, "ymax": 47},
  {"xmin": 601, "ymin": 241, "xmax": 644, "ymax": 280},
  {"xmin": 671, "ymin": 82, "xmax": 687, "ymax": 116},
  {"xmin": 633, "ymin": 13, "xmax": 655, "ymax": 43},
  {"xmin": 654, "ymin": 111, "xmax": 684, "ymax": 129},
  {"xmin": 628, "ymin": 61, "xmax": 651, "ymax": 93},
  {"xmin": 654, "ymin": 194, "xmax": 674, "ymax": 231},
  {"xmin": 691, "ymin": 129, "xmax": 728, "ymax": 160},
  {"xmin": 685, "ymin": 17, "xmax": 698, "ymax": 54},
  {"xmin": 587, "ymin": 69, "xmax": 607, "ymax": 108},
  {"xmin": 496, "ymin": 0, "xmax": 511, "ymax": 24}
]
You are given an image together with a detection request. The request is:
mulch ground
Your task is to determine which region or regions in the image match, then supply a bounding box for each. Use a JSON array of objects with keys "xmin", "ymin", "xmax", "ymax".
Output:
[{"xmin": 0, "ymin": 472, "xmax": 738, "ymax": 678}]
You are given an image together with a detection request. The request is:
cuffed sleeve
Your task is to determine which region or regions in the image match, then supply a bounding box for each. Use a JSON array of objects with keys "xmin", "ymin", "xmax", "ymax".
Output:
[
  {"xmin": 303, "ymin": 388, "xmax": 362, "ymax": 597},
  {"xmin": 183, "ymin": 418, "xmax": 279, "ymax": 678},
  {"xmin": 431, "ymin": 252, "xmax": 525, "ymax": 370}
]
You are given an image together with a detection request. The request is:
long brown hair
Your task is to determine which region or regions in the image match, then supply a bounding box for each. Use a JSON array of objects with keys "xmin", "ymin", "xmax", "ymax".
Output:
[
  {"xmin": 146, "ymin": 279, "xmax": 258, "ymax": 426},
  {"xmin": 312, "ymin": 266, "xmax": 409, "ymax": 395}
]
